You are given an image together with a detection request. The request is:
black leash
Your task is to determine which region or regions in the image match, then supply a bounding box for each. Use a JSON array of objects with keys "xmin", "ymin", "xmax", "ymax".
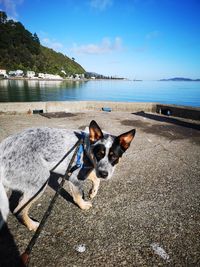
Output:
[{"xmin": 20, "ymin": 138, "xmax": 83, "ymax": 266}]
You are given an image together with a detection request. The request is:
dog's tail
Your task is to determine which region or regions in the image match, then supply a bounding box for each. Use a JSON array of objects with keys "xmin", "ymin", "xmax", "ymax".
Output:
[{"xmin": 0, "ymin": 178, "xmax": 9, "ymax": 229}]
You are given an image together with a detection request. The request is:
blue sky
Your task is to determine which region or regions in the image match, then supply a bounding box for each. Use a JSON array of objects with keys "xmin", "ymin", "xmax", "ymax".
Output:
[{"xmin": 0, "ymin": 0, "xmax": 200, "ymax": 80}]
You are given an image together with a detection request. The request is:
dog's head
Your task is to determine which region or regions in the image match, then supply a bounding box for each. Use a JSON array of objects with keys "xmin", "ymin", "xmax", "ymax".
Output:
[{"xmin": 88, "ymin": 120, "xmax": 135, "ymax": 180}]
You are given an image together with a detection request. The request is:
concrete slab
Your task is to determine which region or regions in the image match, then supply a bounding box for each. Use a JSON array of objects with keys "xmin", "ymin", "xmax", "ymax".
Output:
[{"xmin": 0, "ymin": 111, "xmax": 200, "ymax": 266}]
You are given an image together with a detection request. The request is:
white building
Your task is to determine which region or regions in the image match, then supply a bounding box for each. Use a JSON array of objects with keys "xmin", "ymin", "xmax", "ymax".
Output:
[
  {"xmin": 38, "ymin": 73, "xmax": 45, "ymax": 79},
  {"xmin": 0, "ymin": 69, "xmax": 6, "ymax": 75},
  {"xmin": 15, "ymin": 70, "xmax": 23, "ymax": 77},
  {"xmin": 26, "ymin": 71, "xmax": 35, "ymax": 78},
  {"xmin": 75, "ymin": 74, "xmax": 80, "ymax": 80},
  {"xmin": 44, "ymin": 74, "xmax": 63, "ymax": 80},
  {"xmin": 38, "ymin": 73, "xmax": 63, "ymax": 80},
  {"xmin": 8, "ymin": 70, "xmax": 24, "ymax": 77},
  {"xmin": 0, "ymin": 69, "xmax": 7, "ymax": 78}
]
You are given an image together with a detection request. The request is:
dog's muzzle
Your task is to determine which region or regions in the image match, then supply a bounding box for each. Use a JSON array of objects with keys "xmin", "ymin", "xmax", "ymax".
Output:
[{"xmin": 98, "ymin": 170, "xmax": 108, "ymax": 179}]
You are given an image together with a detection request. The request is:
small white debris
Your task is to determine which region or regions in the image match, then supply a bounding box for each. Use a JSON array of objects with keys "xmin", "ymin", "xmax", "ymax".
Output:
[
  {"xmin": 147, "ymin": 138, "xmax": 153, "ymax": 143},
  {"xmin": 37, "ymin": 203, "xmax": 41, "ymax": 207},
  {"xmin": 151, "ymin": 243, "xmax": 170, "ymax": 261},
  {"xmin": 74, "ymin": 244, "xmax": 86, "ymax": 253}
]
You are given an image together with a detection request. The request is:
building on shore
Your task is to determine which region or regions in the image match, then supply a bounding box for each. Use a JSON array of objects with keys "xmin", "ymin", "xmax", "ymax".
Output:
[
  {"xmin": 38, "ymin": 73, "xmax": 63, "ymax": 80},
  {"xmin": 8, "ymin": 70, "xmax": 24, "ymax": 77},
  {"xmin": 38, "ymin": 73, "xmax": 45, "ymax": 79},
  {"xmin": 26, "ymin": 71, "xmax": 35, "ymax": 78},
  {"xmin": 44, "ymin": 74, "xmax": 63, "ymax": 80},
  {"xmin": 1, "ymin": 68, "xmax": 84, "ymax": 80},
  {"xmin": 0, "ymin": 69, "xmax": 8, "ymax": 78}
]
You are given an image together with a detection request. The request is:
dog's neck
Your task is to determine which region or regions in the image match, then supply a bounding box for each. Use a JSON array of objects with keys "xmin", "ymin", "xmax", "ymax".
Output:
[
  {"xmin": 82, "ymin": 132, "xmax": 94, "ymax": 165},
  {"xmin": 74, "ymin": 133, "xmax": 94, "ymax": 180}
]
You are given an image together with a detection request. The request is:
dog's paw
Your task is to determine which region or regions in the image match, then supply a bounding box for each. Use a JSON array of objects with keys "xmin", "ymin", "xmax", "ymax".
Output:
[
  {"xmin": 79, "ymin": 200, "xmax": 92, "ymax": 210},
  {"xmin": 28, "ymin": 220, "xmax": 39, "ymax": 232}
]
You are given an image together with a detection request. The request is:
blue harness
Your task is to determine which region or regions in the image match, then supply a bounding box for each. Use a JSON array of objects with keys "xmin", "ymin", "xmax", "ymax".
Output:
[
  {"xmin": 70, "ymin": 133, "xmax": 85, "ymax": 172},
  {"xmin": 75, "ymin": 142, "xmax": 84, "ymax": 168}
]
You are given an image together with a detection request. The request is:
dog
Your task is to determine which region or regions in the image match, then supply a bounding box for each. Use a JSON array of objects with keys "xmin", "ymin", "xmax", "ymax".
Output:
[{"xmin": 0, "ymin": 120, "xmax": 135, "ymax": 231}]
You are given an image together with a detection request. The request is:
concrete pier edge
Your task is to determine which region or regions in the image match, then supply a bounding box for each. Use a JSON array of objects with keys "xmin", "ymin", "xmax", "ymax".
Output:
[{"xmin": 0, "ymin": 101, "xmax": 199, "ymax": 120}]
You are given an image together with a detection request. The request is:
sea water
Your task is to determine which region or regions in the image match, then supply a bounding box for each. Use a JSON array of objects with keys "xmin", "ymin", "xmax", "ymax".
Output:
[{"xmin": 0, "ymin": 79, "xmax": 199, "ymax": 107}]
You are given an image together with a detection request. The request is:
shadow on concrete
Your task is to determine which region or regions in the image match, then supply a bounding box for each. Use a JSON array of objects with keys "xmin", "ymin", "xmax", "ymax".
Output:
[
  {"xmin": 40, "ymin": 112, "xmax": 78, "ymax": 119},
  {"xmin": 0, "ymin": 223, "xmax": 25, "ymax": 267},
  {"xmin": 121, "ymin": 112, "xmax": 200, "ymax": 143},
  {"xmin": 132, "ymin": 111, "xmax": 200, "ymax": 131}
]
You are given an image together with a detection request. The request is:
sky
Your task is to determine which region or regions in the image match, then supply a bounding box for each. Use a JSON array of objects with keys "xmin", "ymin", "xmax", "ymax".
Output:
[{"xmin": 0, "ymin": 0, "xmax": 200, "ymax": 80}]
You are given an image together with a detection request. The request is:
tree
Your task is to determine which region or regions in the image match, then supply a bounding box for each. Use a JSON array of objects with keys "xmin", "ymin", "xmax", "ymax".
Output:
[
  {"xmin": 72, "ymin": 57, "xmax": 75, "ymax": 61},
  {"xmin": 0, "ymin": 11, "xmax": 7, "ymax": 24},
  {"xmin": 33, "ymin": 33, "xmax": 40, "ymax": 44}
]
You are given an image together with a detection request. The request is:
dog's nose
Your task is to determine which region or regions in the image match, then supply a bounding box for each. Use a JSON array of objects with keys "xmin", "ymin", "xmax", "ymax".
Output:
[{"xmin": 99, "ymin": 170, "xmax": 108, "ymax": 178}]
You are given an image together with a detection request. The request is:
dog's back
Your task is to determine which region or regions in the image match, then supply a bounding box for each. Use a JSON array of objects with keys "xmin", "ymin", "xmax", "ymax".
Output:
[
  {"xmin": 0, "ymin": 127, "xmax": 78, "ymax": 229},
  {"xmin": 0, "ymin": 127, "xmax": 78, "ymax": 190}
]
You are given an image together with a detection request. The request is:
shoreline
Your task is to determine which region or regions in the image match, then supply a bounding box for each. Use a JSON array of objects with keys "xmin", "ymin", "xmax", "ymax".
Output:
[
  {"xmin": 1, "ymin": 77, "xmax": 86, "ymax": 82},
  {"xmin": 0, "ymin": 77, "xmax": 128, "ymax": 82}
]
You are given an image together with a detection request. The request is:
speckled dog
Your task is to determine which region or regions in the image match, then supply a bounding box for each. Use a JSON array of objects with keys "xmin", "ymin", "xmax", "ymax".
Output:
[{"xmin": 0, "ymin": 120, "xmax": 135, "ymax": 231}]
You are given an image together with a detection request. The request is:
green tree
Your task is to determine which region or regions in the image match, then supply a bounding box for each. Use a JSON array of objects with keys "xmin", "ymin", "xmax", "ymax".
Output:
[
  {"xmin": 0, "ymin": 11, "xmax": 7, "ymax": 24},
  {"xmin": 33, "ymin": 33, "xmax": 40, "ymax": 44}
]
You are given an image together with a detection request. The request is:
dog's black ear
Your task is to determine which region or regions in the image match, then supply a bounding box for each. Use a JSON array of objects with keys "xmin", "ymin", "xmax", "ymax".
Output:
[
  {"xmin": 116, "ymin": 129, "xmax": 136, "ymax": 151},
  {"xmin": 89, "ymin": 120, "xmax": 104, "ymax": 143}
]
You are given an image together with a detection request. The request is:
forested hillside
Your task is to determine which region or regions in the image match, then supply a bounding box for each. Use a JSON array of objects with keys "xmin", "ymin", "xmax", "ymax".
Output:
[{"xmin": 0, "ymin": 11, "xmax": 85, "ymax": 75}]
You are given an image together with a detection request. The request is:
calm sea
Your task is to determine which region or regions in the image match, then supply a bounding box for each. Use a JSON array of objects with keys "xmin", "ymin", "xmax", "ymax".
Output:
[{"xmin": 0, "ymin": 79, "xmax": 199, "ymax": 107}]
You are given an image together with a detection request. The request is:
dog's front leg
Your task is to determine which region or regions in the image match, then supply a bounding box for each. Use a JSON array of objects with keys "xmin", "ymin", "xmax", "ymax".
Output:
[
  {"xmin": 88, "ymin": 171, "xmax": 100, "ymax": 199},
  {"xmin": 69, "ymin": 176, "xmax": 92, "ymax": 210}
]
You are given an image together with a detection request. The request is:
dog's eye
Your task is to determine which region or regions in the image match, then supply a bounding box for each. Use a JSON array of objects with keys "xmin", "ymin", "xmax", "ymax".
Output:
[
  {"xmin": 108, "ymin": 151, "xmax": 119, "ymax": 166},
  {"xmin": 93, "ymin": 145, "xmax": 106, "ymax": 161},
  {"xmin": 109, "ymin": 151, "xmax": 114, "ymax": 157},
  {"xmin": 109, "ymin": 152, "xmax": 118, "ymax": 160},
  {"xmin": 94, "ymin": 150, "xmax": 105, "ymax": 160},
  {"xmin": 97, "ymin": 151, "xmax": 104, "ymax": 157}
]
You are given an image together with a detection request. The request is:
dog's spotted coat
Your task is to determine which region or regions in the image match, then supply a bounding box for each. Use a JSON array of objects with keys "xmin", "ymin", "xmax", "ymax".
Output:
[{"xmin": 0, "ymin": 120, "xmax": 135, "ymax": 230}]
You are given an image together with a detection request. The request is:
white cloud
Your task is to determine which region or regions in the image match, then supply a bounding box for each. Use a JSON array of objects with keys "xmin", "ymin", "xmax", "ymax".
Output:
[
  {"xmin": 89, "ymin": 0, "xmax": 113, "ymax": 10},
  {"xmin": 71, "ymin": 37, "xmax": 122, "ymax": 55},
  {"xmin": 0, "ymin": 0, "xmax": 23, "ymax": 19}
]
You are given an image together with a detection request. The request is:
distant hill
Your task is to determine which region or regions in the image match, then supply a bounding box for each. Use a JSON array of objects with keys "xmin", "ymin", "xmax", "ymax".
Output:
[
  {"xmin": 0, "ymin": 11, "xmax": 85, "ymax": 75},
  {"xmin": 85, "ymin": 71, "xmax": 125, "ymax": 80},
  {"xmin": 85, "ymin": 72, "xmax": 109, "ymax": 79},
  {"xmin": 159, "ymin": 77, "xmax": 200, "ymax": 81}
]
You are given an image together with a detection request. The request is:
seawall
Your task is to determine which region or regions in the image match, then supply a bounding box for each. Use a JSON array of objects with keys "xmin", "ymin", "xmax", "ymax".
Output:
[{"xmin": 0, "ymin": 101, "xmax": 199, "ymax": 121}]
